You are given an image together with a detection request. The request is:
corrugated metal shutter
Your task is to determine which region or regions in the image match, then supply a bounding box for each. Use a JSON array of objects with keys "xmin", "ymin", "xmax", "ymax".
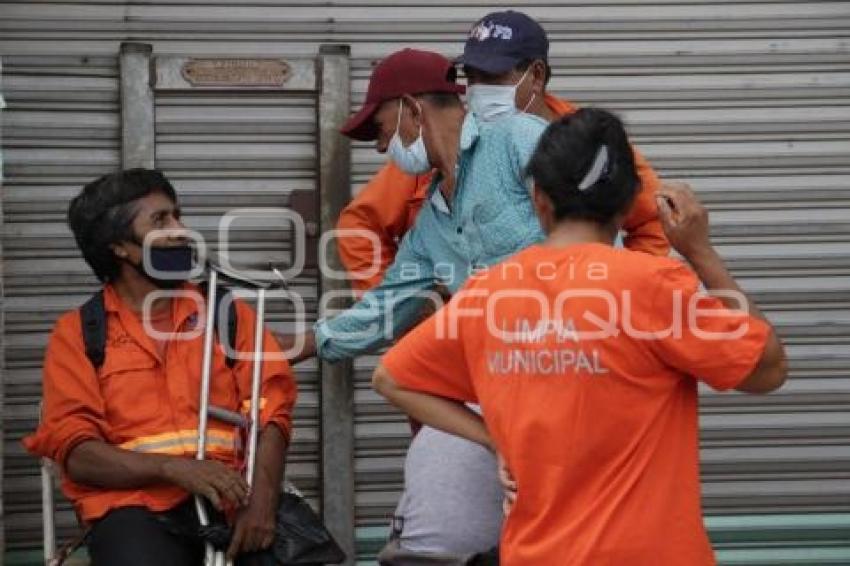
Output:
[
  {"xmin": 1, "ymin": 2, "xmax": 849, "ymax": 564},
  {"xmin": 1, "ymin": 58, "xmax": 7, "ymax": 557},
  {"xmin": 1, "ymin": 54, "xmax": 121, "ymax": 552}
]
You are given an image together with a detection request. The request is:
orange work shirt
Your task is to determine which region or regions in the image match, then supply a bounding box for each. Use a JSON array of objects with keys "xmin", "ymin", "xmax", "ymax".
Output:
[
  {"xmin": 24, "ymin": 283, "xmax": 297, "ymax": 523},
  {"xmin": 336, "ymin": 162, "xmax": 433, "ymax": 294},
  {"xmin": 382, "ymin": 243, "xmax": 770, "ymax": 566},
  {"xmin": 336, "ymin": 94, "xmax": 668, "ymax": 292}
]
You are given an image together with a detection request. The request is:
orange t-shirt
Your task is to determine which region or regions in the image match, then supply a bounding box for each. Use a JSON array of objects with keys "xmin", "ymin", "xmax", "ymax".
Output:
[
  {"xmin": 24, "ymin": 283, "xmax": 297, "ymax": 523},
  {"xmin": 382, "ymin": 243, "xmax": 770, "ymax": 566},
  {"xmin": 336, "ymin": 95, "xmax": 668, "ymax": 293}
]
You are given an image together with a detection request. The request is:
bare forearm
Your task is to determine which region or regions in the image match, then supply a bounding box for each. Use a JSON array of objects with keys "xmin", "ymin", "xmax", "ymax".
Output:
[
  {"xmin": 685, "ymin": 246, "xmax": 766, "ymax": 322},
  {"xmin": 250, "ymin": 425, "xmax": 288, "ymax": 502},
  {"xmin": 68, "ymin": 439, "xmax": 252, "ymax": 510},
  {"xmin": 66, "ymin": 440, "xmax": 174, "ymax": 489},
  {"xmin": 686, "ymin": 246, "xmax": 787, "ymax": 393},
  {"xmin": 374, "ymin": 368, "xmax": 493, "ymax": 450},
  {"xmin": 658, "ymin": 182, "xmax": 786, "ymax": 393}
]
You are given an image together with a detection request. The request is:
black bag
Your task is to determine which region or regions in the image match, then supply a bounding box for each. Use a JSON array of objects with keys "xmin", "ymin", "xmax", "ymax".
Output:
[
  {"xmin": 267, "ymin": 490, "xmax": 346, "ymax": 565},
  {"xmin": 195, "ymin": 488, "xmax": 346, "ymax": 566},
  {"xmin": 467, "ymin": 546, "xmax": 499, "ymax": 566}
]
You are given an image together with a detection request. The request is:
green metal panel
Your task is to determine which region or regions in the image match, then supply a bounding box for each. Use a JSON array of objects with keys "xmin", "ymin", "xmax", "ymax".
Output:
[{"xmin": 352, "ymin": 516, "xmax": 850, "ymax": 565}]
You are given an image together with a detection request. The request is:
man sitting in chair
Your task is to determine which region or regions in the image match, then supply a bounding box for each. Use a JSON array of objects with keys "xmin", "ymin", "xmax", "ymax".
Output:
[{"xmin": 24, "ymin": 168, "xmax": 297, "ymax": 566}]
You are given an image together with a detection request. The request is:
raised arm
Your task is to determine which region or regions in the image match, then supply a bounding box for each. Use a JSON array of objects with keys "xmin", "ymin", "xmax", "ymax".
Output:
[{"xmin": 656, "ymin": 181, "xmax": 787, "ymax": 393}]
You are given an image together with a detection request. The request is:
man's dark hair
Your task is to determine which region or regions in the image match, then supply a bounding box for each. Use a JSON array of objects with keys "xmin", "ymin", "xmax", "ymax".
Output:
[
  {"xmin": 526, "ymin": 108, "xmax": 638, "ymax": 224},
  {"xmin": 68, "ymin": 168, "xmax": 177, "ymax": 282},
  {"xmin": 417, "ymin": 92, "xmax": 464, "ymax": 108},
  {"xmin": 515, "ymin": 58, "xmax": 552, "ymax": 86}
]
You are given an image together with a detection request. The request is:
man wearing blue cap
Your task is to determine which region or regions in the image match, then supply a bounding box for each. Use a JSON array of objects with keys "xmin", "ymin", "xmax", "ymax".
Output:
[
  {"xmin": 457, "ymin": 10, "xmax": 559, "ymax": 122},
  {"xmin": 336, "ymin": 11, "xmax": 668, "ymax": 292}
]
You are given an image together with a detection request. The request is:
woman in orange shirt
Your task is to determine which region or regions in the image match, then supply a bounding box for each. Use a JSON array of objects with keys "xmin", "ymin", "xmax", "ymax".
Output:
[{"xmin": 373, "ymin": 108, "xmax": 787, "ymax": 565}]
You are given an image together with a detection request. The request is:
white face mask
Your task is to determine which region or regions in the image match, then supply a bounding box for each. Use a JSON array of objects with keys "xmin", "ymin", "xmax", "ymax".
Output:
[
  {"xmin": 387, "ymin": 100, "xmax": 432, "ymax": 175},
  {"xmin": 466, "ymin": 66, "xmax": 535, "ymax": 123}
]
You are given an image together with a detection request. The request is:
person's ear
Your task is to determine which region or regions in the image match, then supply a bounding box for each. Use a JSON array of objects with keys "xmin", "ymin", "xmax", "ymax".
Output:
[
  {"xmin": 110, "ymin": 241, "xmax": 131, "ymax": 261},
  {"xmin": 530, "ymin": 60, "xmax": 547, "ymax": 93},
  {"xmin": 401, "ymin": 94, "xmax": 423, "ymax": 126}
]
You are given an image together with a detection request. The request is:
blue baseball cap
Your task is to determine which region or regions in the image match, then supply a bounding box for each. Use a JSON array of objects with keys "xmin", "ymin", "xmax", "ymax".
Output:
[{"xmin": 456, "ymin": 11, "xmax": 549, "ymax": 75}]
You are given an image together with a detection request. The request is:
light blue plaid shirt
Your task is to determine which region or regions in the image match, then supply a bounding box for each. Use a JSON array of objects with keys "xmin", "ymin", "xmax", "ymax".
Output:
[{"xmin": 316, "ymin": 111, "xmax": 549, "ymax": 361}]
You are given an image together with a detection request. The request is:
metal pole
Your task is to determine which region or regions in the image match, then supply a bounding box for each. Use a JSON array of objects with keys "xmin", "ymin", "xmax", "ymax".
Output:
[
  {"xmin": 0, "ymin": 62, "xmax": 6, "ymax": 559},
  {"xmin": 119, "ymin": 42, "xmax": 155, "ymax": 169},
  {"xmin": 1, "ymin": 62, "xmax": 8, "ymax": 558},
  {"xmin": 195, "ymin": 270, "xmax": 218, "ymax": 566},
  {"xmin": 41, "ymin": 459, "xmax": 55, "ymax": 565},
  {"xmin": 246, "ymin": 288, "xmax": 265, "ymax": 487},
  {"xmin": 318, "ymin": 43, "xmax": 355, "ymax": 563}
]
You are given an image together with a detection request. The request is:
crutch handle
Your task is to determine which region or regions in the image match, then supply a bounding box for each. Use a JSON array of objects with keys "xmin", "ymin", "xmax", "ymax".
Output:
[{"xmin": 208, "ymin": 405, "xmax": 247, "ymax": 428}]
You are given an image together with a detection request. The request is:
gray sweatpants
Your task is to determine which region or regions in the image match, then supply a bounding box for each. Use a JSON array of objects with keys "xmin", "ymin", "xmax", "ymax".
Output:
[
  {"xmin": 377, "ymin": 538, "xmax": 475, "ymax": 566},
  {"xmin": 384, "ymin": 423, "xmax": 503, "ymax": 558}
]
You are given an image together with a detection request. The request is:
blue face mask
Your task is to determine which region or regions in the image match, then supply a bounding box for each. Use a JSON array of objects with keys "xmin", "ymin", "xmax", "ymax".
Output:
[
  {"xmin": 129, "ymin": 240, "xmax": 195, "ymax": 288},
  {"xmin": 387, "ymin": 100, "xmax": 432, "ymax": 175},
  {"xmin": 467, "ymin": 67, "xmax": 534, "ymax": 123}
]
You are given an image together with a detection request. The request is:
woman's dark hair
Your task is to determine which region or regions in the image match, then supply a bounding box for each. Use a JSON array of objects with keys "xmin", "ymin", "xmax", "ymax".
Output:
[
  {"xmin": 526, "ymin": 108, "xmax": 638, "ymax": 224},
  {"xmin": 68, "ymin": 168, "xmax": 177, "ymax": 282}
]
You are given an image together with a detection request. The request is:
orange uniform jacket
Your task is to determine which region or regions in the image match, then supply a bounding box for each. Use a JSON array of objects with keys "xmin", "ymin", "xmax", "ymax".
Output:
[
  {"xmin": 337, "ymin": 94, "xmax": 669, "ymax": 292},
  {"xmin": 24, "ymin": 283, "xmax": 297, "ymax": 523}
]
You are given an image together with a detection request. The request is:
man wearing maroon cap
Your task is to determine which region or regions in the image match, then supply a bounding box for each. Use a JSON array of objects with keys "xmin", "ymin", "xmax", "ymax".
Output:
[
  {"xmin": 333, "ymin": 50, "xmax": 466, "ymax": 297},
  {"xmin": 280, "ymin": 48, "xmax": 507, "ymax": 563},
  {"xmin": 341, "ymin": 48, "xmax": 466, "ymax": 144}
]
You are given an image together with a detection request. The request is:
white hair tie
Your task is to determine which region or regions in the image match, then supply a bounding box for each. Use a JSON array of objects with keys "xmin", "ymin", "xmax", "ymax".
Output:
[{"xmin": 578, "ymin": 145, "xmax": 609, "ymax": 191}]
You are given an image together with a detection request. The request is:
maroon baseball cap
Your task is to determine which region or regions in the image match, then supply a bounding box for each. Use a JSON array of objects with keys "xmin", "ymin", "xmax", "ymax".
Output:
[{"xmin": 340, "ymin": 48, "xmax": 466, "ymax": 142}]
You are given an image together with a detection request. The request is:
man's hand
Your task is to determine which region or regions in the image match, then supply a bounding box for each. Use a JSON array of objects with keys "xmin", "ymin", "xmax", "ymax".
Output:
[
  {"xmin": 656, "ymin": 181, "xmax": 712, "ymax": 262},
  {"xmin": 226, "ymin": 492, "xmax": 276, "ymax": 559},
  {"xmin": 161, "ymin": 458, "xmax": 250, "ymax": 511},
  {"xmin": 274, "ymin": 330, "xmax": 317, "ymax": 365},
  {"xmin": 497, "ymin": 453, "xmax": 517, "ymax": 517},
  {"xmin": 225, "ymin": 425, "xmax": 288, "ymax": 559}
]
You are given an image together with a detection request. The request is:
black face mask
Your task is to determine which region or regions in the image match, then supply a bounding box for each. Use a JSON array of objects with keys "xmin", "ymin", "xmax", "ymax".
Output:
[{"xmin": 128, "ymin": 243, "xmax": 195, "ymax": 289}]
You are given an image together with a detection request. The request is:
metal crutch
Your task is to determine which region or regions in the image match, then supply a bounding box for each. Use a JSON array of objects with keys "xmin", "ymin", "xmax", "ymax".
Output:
[
  {"xmin": 194, "ymin": 261, "xmax": 286, "ymax": 566},
  {"xmin": 195, "ymin": 266, "xmax": 222, "ymax": 566},
  {"xmin": 41, "ymin": 460, "xmax": 57, "ymax": 566}
]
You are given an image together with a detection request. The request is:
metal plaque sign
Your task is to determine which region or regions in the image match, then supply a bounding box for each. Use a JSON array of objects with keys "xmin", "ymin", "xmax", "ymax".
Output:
[{"xmin": 181, "ymin": 59, "xmax": 291, "ymax": 87}]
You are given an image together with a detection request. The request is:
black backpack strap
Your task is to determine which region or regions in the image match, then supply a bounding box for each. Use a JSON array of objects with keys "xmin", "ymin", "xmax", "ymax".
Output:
[
  {"xmin": 226, "ymin": 295, "xmax": 237, "ymax": 369},
  {"xmin": 80, "ymin": 290, "xmax": 107, "ymax": 370},
  {"xmin": 200, "ymin": 282, "xmax": 238, "ymax": 369}
]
